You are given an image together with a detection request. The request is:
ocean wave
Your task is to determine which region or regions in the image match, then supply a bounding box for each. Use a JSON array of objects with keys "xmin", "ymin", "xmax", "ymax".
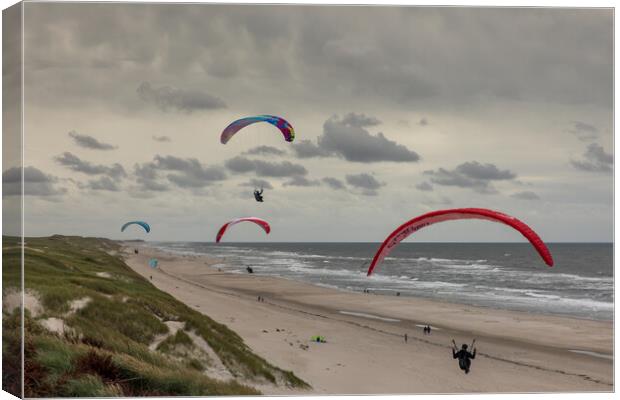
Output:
[{"xmin": 523, "ymin": 291, "xmax": 562, "ymax": 300}]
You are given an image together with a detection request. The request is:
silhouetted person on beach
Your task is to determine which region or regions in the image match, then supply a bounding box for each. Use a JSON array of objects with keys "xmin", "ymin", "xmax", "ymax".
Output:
[
  {"xmin": 246, "ymin": 266, "xmax": 254, "ymax": 274},
  {"xmin": 452, "ymin": 343, "xmax": 476, "ymax": 374},
  {"xmin": 404, "ymin": 333, "xmax": 408, "ymax": 343},
  {"xmin": 426, "ymin": 325, "xmax": 432, "ymax": 335},
  {"xmin": 134, "ymin": 249, "xmax": 139, "ymax": 254}
]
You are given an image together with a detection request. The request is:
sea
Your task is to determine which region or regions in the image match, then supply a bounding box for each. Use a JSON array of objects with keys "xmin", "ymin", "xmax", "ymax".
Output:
[{"xmin": 149, "ymin": 242, "xmax": 613, "ymax": 321}]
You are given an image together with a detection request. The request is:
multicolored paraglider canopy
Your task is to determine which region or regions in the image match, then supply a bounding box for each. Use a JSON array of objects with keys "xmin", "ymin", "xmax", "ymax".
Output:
[
  {"xmin": 121, "ymin": 221, "xmax": 151, "ymax": 233},
  {"xmin": 220, "ymin": 115, "xmax": 295, "ymax": 144},
  {"xmin": 216, "ymin": 217, "xmax": 271, "ymax": 243},
  {"xmin": 366, "ymin": 208, "xmax": 553, "ymax": 276}
]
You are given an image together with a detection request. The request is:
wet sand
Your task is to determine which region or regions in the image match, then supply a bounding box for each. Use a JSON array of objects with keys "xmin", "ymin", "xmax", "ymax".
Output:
[{"xmin": 123, "ymin": 245, "xmax": 613, "ymax": 394}]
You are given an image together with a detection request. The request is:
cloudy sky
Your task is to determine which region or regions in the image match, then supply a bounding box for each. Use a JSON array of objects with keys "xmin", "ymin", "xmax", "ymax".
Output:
[{"xmin": 3, "ymin": 4, "xmax": 613, "ymax": 242}]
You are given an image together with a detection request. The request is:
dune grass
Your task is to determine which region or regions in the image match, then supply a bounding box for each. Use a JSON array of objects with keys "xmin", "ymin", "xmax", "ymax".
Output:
[{"xmin": 3, "ymin": 235, "xmax": 309, "ymax": 396}]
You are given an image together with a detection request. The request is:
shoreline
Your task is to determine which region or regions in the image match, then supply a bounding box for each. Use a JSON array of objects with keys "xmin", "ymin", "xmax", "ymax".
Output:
[
  {"xmin": 144, "ymin": 241, "xmax": 613, "ymax": 323},
  {"xmin": 123, "ymin": 243, "xmax": 613, "ymax": 394},
  {"xmin": 203, "ymin": 268, "xmax": 614, "ymax": 325}
]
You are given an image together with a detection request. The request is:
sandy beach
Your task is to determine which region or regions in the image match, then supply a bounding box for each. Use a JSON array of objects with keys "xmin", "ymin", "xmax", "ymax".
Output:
[{"xmin": 123, "ymin": 245, "xmax": 613, "ymax": 394}]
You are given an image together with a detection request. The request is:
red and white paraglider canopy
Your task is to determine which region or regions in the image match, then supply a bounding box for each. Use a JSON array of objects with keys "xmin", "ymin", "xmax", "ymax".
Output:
[
  {"xmin": 367, "ymin": 208, "xmax": 553, "ymax": 276},
  {"xmin": 216, "ymin": 217, "xmax": 271, "ymax": 243}
]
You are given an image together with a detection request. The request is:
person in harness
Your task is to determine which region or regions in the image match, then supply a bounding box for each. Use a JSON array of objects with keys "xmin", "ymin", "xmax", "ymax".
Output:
[
  {"xmin": 254, "ymin": 187, "xmax": 264, "ymax": 202},
  {"xmin": 452, "ymin": 340, "xmax": 476, "ymax": 374}
]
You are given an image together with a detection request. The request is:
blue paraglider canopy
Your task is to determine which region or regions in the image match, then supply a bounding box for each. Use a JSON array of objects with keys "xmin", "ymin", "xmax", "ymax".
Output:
[{"xmin": 121, "ymin": 221, "xmax": 151, "ymax": 233}]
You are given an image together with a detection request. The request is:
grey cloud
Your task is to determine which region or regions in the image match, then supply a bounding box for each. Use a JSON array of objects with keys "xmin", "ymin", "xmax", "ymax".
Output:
[
  {"xmin": 322, "ymin": 177, "xmax": 345, "ymax": 190},
  {"xmin": 309, "ymin": 9, "xmax": 611, "ymax": 107},
  {"xmin": 567, "ymin": 121, "xmax": 598, "ymax": 141},
  {"xmin": 291, "ymin": 140, "xmax": 332, "ymax": 159},
  {"xmin": 299, "ymin": 115, "xmax": 420, "ymax": 163},
  {"xmin": 416, "ymin": 181, "xmax": 433, "ymax": 191},
  {"xmin": 346, "ymin": 173, "xmax": 384, "ymax": 196},
  {"xmin": 316, "ymin": 33, "xmax": 438, "ymax": 103},
  {"xmin": 243, "ymin": 146, "xmax": 286, "ymax": 156},
  {"xmin": 511, "ymin": 190, "xmax": 540, "ymax": 200},
  {"xmin": 68, "ymin": 130, "xmax": 117, "ymax": 150},
  {"xmin": 153, "ymin": 135, "xmax": 171, "ymax": 142},
  {"xmin": 283, "ymin": 176, "xmax": 321, "ymax": 187},
  {"xmin": 225, "ymin": 156, "xmax": 307, "ymax": 177},
  {"xmin": 55, "ymin": 152, "xmax": 126, "ymax": 178},
  {"xmin": 239, "ymin": 178, "xmax": 273, "ymax": 190},
  {"xmin": 22, "ymin": 7, "xmax": 612, "ymax": 111},
  {"xmin": 133, "ymin": 163, "xmax": 170, "ymax": 192},
  {"xmin": 79, "ymin": 176, "xmax": 121, "ymax": 191},
  {"xmin": 4, "ymin": 167, "xmax": 46, "ymax": 184},
  {"xmin": 456, "ymin": 161, "xmax": 516, "ymax": 181},
  {"xmin": 340, "ymin": 112, "xmax": 381, "ymax": 127},
  {"xmin": 424, "ymin": 161, "xmax": 516, "ymax": 194},
  {"xmin": 3, "ymin": 166, "xmax": 66, "ymax": 196},
  {"xmin": 571, "ymin": 143, "xmax": 613, "ymax": 173},
  {"xmin": 153, "ymin": 155, "xmax": 227, "ymax": 187},
  {"xmin": 137, "ymin": 81, "xmax": 226, "ymax": 112},
  {"xmin": 424, "ymin": 168, "xmax": 484, "ymax": 190}
]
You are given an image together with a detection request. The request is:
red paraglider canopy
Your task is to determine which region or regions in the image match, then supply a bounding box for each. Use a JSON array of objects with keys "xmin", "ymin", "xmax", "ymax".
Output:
[
  {"xmin": 367, "ymin": 208, "xmax": 553, "ymax": 276},
  {"xmin": 216, "ymin": 217, "xmax": 271, "ymax": 243}
]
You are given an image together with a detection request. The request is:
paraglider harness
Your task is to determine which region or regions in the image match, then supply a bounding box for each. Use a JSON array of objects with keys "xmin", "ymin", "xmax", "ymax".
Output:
[
  {"xmin": 452, "ymin": 339, "xmax": 476, "ymax": 374},
  {"xmin": 254, "ymin": 187, "xmax": 264, "ymax": 202}
]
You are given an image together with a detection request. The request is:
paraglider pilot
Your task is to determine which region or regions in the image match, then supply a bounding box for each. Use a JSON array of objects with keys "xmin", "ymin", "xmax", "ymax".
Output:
[
  {"xmin": 452, "ymin": 341, "xmax": 476, "ymax": 374},
  {"xmin": 254, "ymin": 187, "xmax": 264, "ymax": 202}
]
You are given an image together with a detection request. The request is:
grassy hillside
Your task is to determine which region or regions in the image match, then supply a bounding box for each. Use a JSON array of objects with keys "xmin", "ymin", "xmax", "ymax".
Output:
[{"xmin": 2, "ymin": 235, "xmax": 308, "ymax": 397}]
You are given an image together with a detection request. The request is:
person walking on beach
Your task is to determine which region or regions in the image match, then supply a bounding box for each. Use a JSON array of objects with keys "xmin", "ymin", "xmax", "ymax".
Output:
[
  {"xmin": 452, "ymin": 340, "xmax": 476, "ymax": 374},
  {"xmin": 426, "ymin": 325, "xmax": 432, "ymax": 335},
  {"xmin": 404, "ymin": 333, "xmax": 408, "ymax": 343}
]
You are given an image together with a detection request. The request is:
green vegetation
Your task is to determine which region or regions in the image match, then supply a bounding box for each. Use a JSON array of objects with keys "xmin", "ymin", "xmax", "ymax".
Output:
[
  {"xmin": 156, "ymin": 329, "xmax": 193, "ymax": 353},
  {"xmin": 3, "ymin": 235, "xmax": 309, "ymax": 397}
]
